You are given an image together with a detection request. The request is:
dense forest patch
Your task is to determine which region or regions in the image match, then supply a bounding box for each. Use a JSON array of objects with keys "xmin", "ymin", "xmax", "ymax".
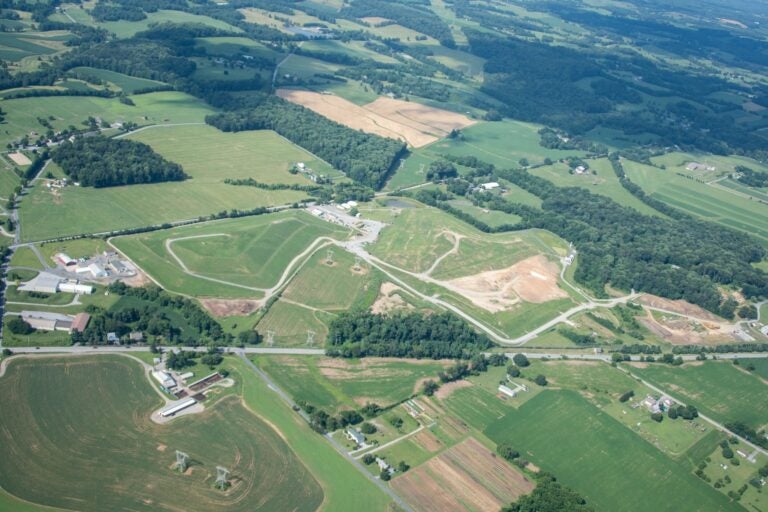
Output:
[{"xmin": 52, "ymin": 136, "xmax": 187, "ymax": 188}]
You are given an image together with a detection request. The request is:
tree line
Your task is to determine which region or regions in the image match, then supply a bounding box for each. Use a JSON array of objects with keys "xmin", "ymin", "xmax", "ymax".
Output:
[{"xmin": 325, "ymin": 309, "xmax": 492, "ymax": 359}]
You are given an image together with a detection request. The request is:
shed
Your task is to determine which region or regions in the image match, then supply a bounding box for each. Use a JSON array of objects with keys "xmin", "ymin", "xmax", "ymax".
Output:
[
  {"xmin": 70, "ymin": 312, "xmax": 91, "ymax": 333},
  {"xmin": 18, "ymin": 272, "xmax": 62, "ymax": 294}
]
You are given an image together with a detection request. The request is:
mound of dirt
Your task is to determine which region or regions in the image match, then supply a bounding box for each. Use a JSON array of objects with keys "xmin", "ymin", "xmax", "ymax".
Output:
[
  {"xmin": 371, "ymin": 282, "xmax": 414, "ymax": 314},
  {"xmin": 446, "ymin": 255, "xmax": 566, "ymax": 312},
  {"xmin": 200, "ymin": 299, "xmax": 263, "ymax": 318}
]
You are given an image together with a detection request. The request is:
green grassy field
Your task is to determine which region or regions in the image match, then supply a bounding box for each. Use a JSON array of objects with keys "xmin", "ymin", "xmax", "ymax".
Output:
[
  {"xmin": 485, "ymin": 391, "xmax": 738, "ymax": 512},
  {"xmin": 0, "ymin": 91, "xmax": 214, "ymax": 150},
  {"xmin": 630, "ymin": 362, "xmax": 768, "ymax": 429},
  {"xmin": 386, "ymin": 119, "xmax": 585, "ymax": 190},
  {"xmin": 281, "ymin": 248, "xmax": 382, "ymax": 311},
  {"xmin": 8, "ymin": 246, "xmax": 43, "ymax": 269},
  {"xmin": 18, "ymin": 124, "xmax": 329, "ymax": 241},
  {"xmin": 745, "ymin": 358, "xmax": 768, "ymax": 380},
  {"xmin": 0, "ymin": 165, "xmax": 21, "ymax": 199},
  {"xmin": 258, "ymin": 355, "xmax": 448, "ymax": 412},
  {"xmin": 68, "ymin": 66, "xmax": 167, "ymax": 93},
  {"xmin": 98, "ymin": 10, "xmax": 242, "ymax": 38},
  {"xmin": 0, "ymin": 355, "xmax": 325, "ymax": 511},
  {"xmin": 128, "ymin": 124, "xmax": 335, "ymax": 184},
  {"xmin": 625, "ymin": 161, "xmax": 768, "ymax": 243},
  {"xmin": 113, "ymin": 210, "xmax": 349, "ymax": 297},
  {"xmin": 0, "ymin": 30, "xmax": 70, "ymax": 62},
  {"xmin": 530, "ymin": 158, "xmax": 661, "ymax": 216},
  {"xmin": 256, "ymin": 299, "xmax": 335, "ymax": 345},
  {"xmin": 38, "ymin": 237, "xmax": 107, "ymax": 262}
]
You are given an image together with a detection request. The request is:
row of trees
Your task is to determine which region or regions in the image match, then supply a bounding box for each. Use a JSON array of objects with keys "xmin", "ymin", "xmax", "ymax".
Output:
[
  {"xmin": 52, "ymin": 136, "xmax": 187, "ymax": 188},
  {"xmin": 325, "ymin": 310, "xmax": 492, "ymax": 359}
]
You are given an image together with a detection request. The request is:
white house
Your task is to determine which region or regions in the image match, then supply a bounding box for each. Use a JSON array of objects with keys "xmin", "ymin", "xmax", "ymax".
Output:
[{"xmin": 480, "ymin": 182, "xmax": 500, "ymax": 190}]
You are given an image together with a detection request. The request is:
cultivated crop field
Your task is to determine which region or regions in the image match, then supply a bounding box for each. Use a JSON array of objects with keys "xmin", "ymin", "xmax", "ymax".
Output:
[
  {"xmin": 277, "ymin": 89, "xmax": 475, "ymax": 148},
  {"xmin": 625, "ymin": 161, "xmax": 768, "ymax": 243},
  {"xmin": 484, "ymin": 391, "xmax": 737, "ymax": 512},
  {"xmin": 0, "ymin": 356, "xmax": 323, "ymax": 512},
  {"xmin": 629, "ymin": 361, "xmax": 768, "ymax": 429},
  {"xmin": 392, "ymin": 437, "xmax": 534, "ymax": 512},
  {"xmin": 113, "ymin": 210, "xmax": 350, "ymax": 298},
  {"xmin": 258, "ymin": 355, "xmax": 449, "ymax": 412}
]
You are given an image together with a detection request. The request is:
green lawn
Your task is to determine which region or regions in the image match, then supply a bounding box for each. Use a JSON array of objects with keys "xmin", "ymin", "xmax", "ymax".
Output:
[
  {"xmin": 630, "ymin": 362, "xmax": 768, "ymax": 429},
  {"xmin": 0, "ymin": 355, "xmax": 324, "ymax": 511},
  {"xmin": 114, "ymin": 210, "xmax": 350, "ymax": 298},
  {"xmin": 485, "ymin": 391, "xmax": 739, "ymax": 512},
  {"xmin": 258, "ymin": 355, "xmax": 448, "ymax": 413}
]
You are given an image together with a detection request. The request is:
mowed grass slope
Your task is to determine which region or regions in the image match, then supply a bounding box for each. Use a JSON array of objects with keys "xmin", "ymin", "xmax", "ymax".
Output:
[
  {"xmin": 19, "ymin": 124, "xmax": 320, "ymax": 241},
  {"xmin": 630, "ymin": 362, "xmax": 768, "ymax": 429},
  {"xmin": 485, "ymin": 391, "xmax": 738, "ymax": 512},
  {"xmin": 113, "ymin": 210, "xmax": 350, "ymax": 297},
  {"xmin": 0, "ymin": 356, "xmax": 323, "ymax": 512}
]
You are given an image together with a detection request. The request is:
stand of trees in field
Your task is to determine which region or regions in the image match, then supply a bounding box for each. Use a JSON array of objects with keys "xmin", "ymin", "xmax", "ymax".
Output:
[
  {"xmin": 403, "ymin": 156, "xmax": 767, "ymax": 317},
  {"xmin": 325, "ymin": 310, "xmax": 492, "ymax": 359},
  {"xmin": 206, "ymin": 95, "xmax": 405, "ymax": 189},
  {"xmin": 71, "ymin": 282, "xmax": 225, "ymax": 346},
  {"xmin": 502, "ymin": 473, "xmax": 592, "ymax": 512},
  {"xmin": 735, "ymin": 166, "xmax": 768, "ymax": 188},
  {"xmin": 52, "ymin": 136, "xmax": 187, "ymax": 188}
]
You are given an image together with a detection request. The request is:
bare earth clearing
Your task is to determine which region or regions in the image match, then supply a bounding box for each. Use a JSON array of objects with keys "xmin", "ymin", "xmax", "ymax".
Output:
[
  {"xmin": 371, "ymin": 282, "xmax": 414, "ymax": 314},
  {"xmin": 276, "ymin": 89, "xmax": 475, "ymax": 148},
  {"xmin": 446, "ymin": 255, "xmax": 567, "ymax": 312},
  {"xmin": 200, "ymin": 298, "xmax": 263, "ymax": 317},
  {"xmin": 393, "ymin": 437, "xmax": 534, "ymax": 512},
  {"xmin": 8, "ymin": 152, "xmax": 31, "ymax": 165}
]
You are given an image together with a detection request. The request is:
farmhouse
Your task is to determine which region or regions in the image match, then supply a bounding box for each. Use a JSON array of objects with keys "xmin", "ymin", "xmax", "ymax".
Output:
[
  {"xmin": 21, "ymin": 311, "xmax": 74, "ymax": 332},
  {"xmin": 480, "ymin": 182, "xmax": 500, "ymax": 190},
  {"xmin": 345, "ymin": 428, "xmax": 366, "ymax": 446}
]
